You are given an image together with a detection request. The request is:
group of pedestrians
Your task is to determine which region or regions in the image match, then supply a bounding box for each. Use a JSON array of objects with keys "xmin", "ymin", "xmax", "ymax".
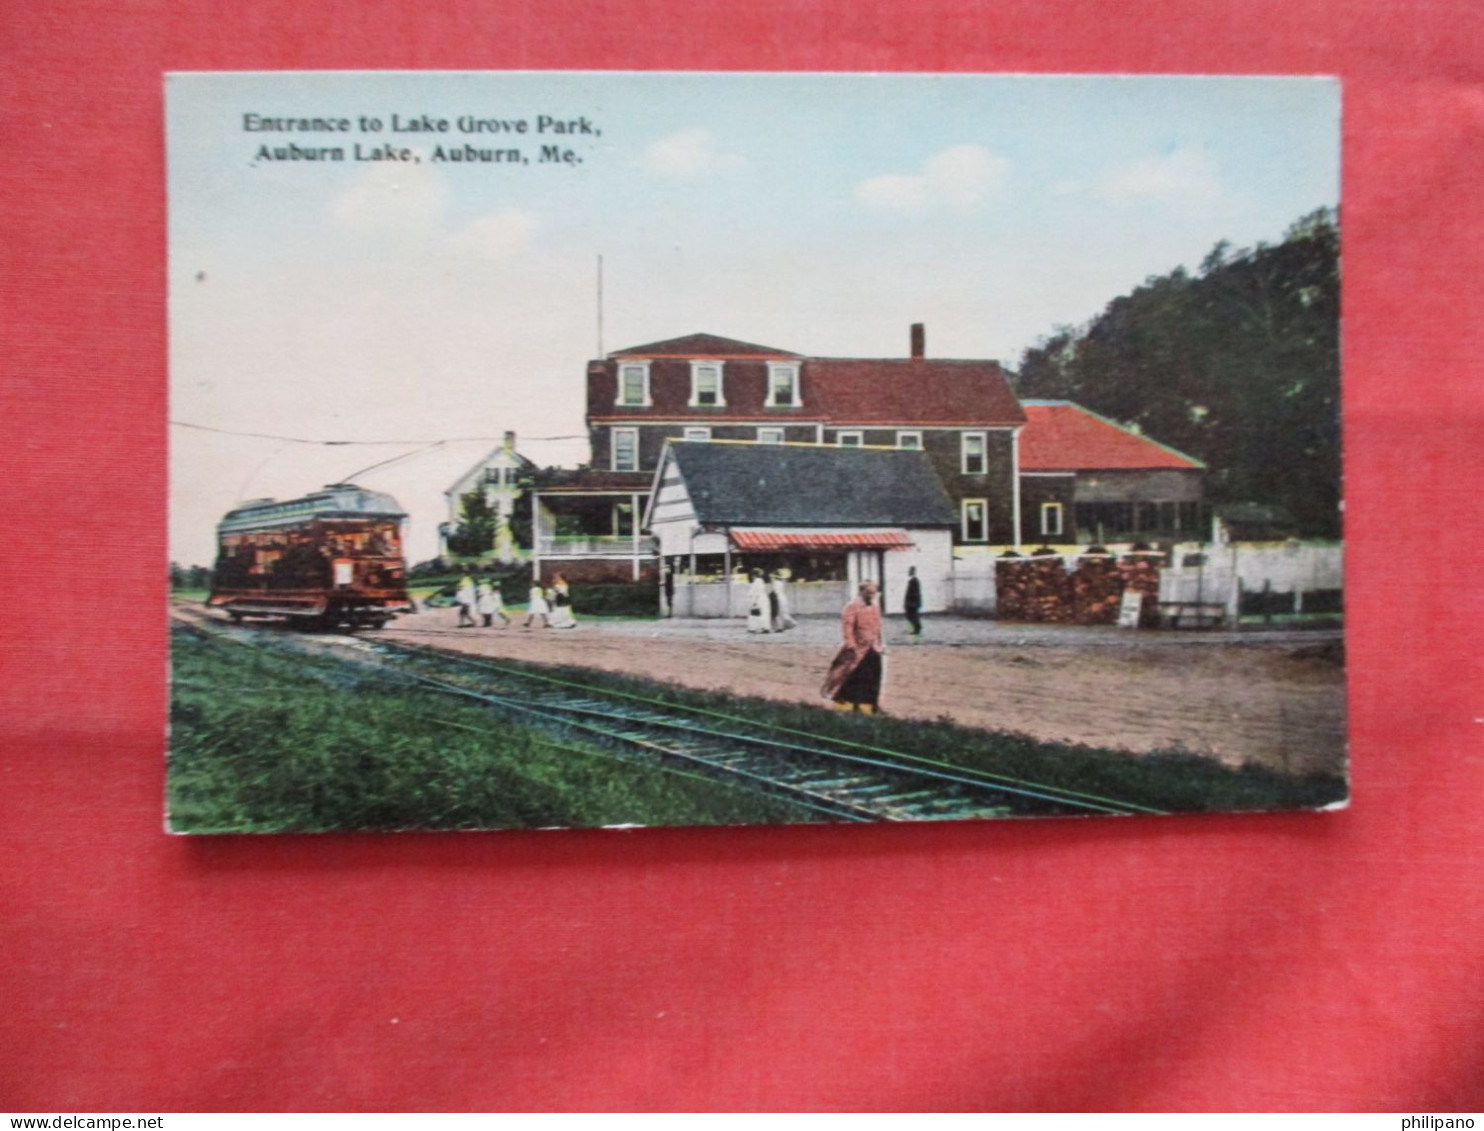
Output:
[
  {"xmin": 451, "ymin": 562, "xmax": 922, "ymax": 716},
  {"xmin": 453, "ymin": 572, "xmax": 577, "ymax": 630},
  {"xmin": 745, "ymin": 569, "xmax": 797, "ymax": 634}
]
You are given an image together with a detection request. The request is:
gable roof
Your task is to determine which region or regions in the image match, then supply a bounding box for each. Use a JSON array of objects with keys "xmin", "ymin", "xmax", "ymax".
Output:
[
  {"xmin": 609, "ymin": 333, "xmax": 801, "ymax": 359},
  {"xmin": 804, "ymin": 358, "xmax": 1024, "ymax": 426},
  {"xmin": 445, "ymin": 441, "xmax": 538, "ymax": 498},
  {"xmin": 1018, "ymin": 401, "xmax": 1205, "ymax": 471},
  {"xmin": 662, "ymin": 441, "xmax": 955, "ymax": 528}
]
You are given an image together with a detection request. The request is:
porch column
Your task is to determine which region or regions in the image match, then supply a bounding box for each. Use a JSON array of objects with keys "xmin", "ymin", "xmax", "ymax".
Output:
[
  {"xmin": 1011, "ymin": 425, "xmax": 1023, "ymax": 551},
  {"xmin": 631, "ymin": 491, "xmax": 641, "ymax": 581},
  {"xmin": 723, "ymin": 534, "xmax": 733, "ymax": 618},
  {"xmin": 531, "ymin": 490, "xmax": 541, "ymax": 583}
]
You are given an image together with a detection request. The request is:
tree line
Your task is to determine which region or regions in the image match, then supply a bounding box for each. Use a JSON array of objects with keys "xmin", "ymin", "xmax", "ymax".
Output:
[{"xmin": 1012, "ymin": 207, "xmax": 1341, "ymax": 539}]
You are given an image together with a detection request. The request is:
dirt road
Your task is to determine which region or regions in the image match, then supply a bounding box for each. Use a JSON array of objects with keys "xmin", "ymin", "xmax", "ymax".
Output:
[{"xmin": 374, "ymin": 610, "xmax": 1347, "ymax": 777}]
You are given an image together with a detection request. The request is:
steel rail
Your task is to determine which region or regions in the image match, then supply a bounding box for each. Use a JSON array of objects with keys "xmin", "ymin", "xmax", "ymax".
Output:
[
  {"xmin": 389, "ymin": 667, "xmax": 887, "ymax": 821},
  {"xmin": 177, "ymin": 617, "xmax": 854, "ymax": 822},
  {"xmin": 373, "ymin": 638, "xmax": 1161, "ymax": 816}
]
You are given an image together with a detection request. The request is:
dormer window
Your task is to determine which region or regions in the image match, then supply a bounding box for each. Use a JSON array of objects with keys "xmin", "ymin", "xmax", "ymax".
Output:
[
  {"xmin": 689, "ymin": 361, "xmax": 725, "ymax": 407},
  {"xmin": 616, "ymin": 362, "xmax": 651, "ymax": 407},
  {"xmin": 766, "ymin": 363, "xmax": 801, "ymax": 407}
]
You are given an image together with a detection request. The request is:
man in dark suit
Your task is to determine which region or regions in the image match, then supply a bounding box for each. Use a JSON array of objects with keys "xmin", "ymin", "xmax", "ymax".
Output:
[{"xmin": 903, "ymin": 566, "xmax": 923, "ymax": 642}]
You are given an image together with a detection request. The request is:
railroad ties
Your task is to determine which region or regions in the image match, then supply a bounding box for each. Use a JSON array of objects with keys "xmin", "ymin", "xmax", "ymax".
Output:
[{"xmin": 359, "ymin": 638, "xmax": 1158, "ymax": 823}]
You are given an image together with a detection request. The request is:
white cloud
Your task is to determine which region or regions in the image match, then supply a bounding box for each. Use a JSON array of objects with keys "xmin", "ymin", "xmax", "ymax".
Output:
[
  {"xmin": 329, "ymin": 162, "xmax": 448, "ymax": 234},
  {"xmin": 452, "ymin": 210, "xmax": 540, "ymax": 259},
  {"xmin": 329, "ymin": 163, "xmax": 538, "ymax": 260},
  {"xmin": 643, "ymin": 128, "xmax": 747, "ymax": 177},
  {"xmin": 1095, "ymin": 146, "xmax": 1228, "ymax": 207},
  {"xmin": 854, "ymin": 144, "xmax": 1009, "ymax": 212}
]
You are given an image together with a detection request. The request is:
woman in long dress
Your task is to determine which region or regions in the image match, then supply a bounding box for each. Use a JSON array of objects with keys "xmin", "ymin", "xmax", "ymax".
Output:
[
  {"xmin": 548, "ymin": 574, "xmax": 577, "ymax": 629},
  {"xmin": 455, "ymin": 573, "xmax": 477, "ymax": 628},
  {"xmin": 821, "ymin": 581, "xmax": 885, "ymax": 714},
  {"xmin": 524, "ymin": 581, "xmax": 550, "ymax": 628},
  {"xmin": 771, "ymin": 572, "xmax": 796, "ymax": 632},
  {"xmin": 477, "ymin": 577, "xmax": 509, "ymax": 627},
  {"xmin": 746, "ymin": 570, "xmax": 771, "ymax": 633}
]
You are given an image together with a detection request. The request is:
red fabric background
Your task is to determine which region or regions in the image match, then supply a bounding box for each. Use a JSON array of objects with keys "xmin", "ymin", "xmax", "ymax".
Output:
[{"xmin": 3, "ymin": 1, "xmax": 1481, "ymax": 1112}]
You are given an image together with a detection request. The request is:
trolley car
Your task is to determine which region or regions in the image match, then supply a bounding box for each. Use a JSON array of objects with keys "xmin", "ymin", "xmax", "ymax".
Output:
[{"xmin": 208, "ymin": 483, "xmax": 414, "ymax": 629}]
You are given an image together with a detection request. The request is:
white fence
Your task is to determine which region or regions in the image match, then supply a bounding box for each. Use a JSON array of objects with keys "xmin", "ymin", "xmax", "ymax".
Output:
[
  {"xmin": 945, "ymin": 556, "xmax": 997, "ymax": 616},
  {"xmin": 669, "ymin": 579, "xmax": 850, "ymax": 619},
  {"xmin": 940, "ymin": 542, "xmax": 1343, "ymax": 622},
  {"xmin": 1160, "ymin": 542, "xmax": 1343, "ymax": 618}
]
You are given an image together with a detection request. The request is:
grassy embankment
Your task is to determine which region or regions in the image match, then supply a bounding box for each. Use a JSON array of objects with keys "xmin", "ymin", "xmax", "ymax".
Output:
[
  {"xmin": 170, "ymin": 622, "xmax": 1346, "ymax": 834},
  {"xmin": 168, "ymin": 626, "xmax": 810, "ymax": 833},
  {"xmin": 440, "ymin": 655, "xmax": 1349, "ymax": 817}
]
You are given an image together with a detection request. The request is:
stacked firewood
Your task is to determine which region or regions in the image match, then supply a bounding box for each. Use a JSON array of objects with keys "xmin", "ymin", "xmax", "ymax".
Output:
[
  {"xmin": 1118, "ymin": 552, "xmax": 1165, "ymax": 627},
  {"xmin": 995, "ymin": 553, "xmax": 1076, "ymax": 623},
  {"xmin": 1070, "ymin": 553, "xmax": 1123, "ymax": 624},
  {"xmin": 996, "ymin": 549, "xmax": 1167, "ymax": 626}
]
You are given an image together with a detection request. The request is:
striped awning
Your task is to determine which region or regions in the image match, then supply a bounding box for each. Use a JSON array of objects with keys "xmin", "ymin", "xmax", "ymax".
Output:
[{"xmin": 729, "ymin": 528, "xmax": 916, "ymax": 552}]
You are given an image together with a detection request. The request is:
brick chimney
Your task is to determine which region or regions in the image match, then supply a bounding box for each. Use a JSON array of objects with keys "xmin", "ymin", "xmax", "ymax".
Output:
[
  {"xmin": 910, "ymin": 322, "xmax": 925, "ymax": 359},
  {"xmin": 503, "ymin": 430, "xmax": 516, "ymax": 453}
]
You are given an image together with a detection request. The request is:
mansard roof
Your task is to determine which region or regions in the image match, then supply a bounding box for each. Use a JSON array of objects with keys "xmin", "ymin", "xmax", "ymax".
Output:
[
  {"xmin": 1018, "ymin": 401, "xmax": 1205, "ymax": 471},
  {"xmin": 664, "ymin": 441, "xmax": 956, "ymax": 528},
  {"xmin": 608, "ymin": 333, "xmax": 802, "ymax": 359}
]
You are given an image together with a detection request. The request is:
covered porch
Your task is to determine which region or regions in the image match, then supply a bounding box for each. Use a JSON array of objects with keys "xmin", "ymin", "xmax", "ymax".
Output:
[{"xmin": 531, "ymin": 471, "xmax": 658, "ymax": 584}]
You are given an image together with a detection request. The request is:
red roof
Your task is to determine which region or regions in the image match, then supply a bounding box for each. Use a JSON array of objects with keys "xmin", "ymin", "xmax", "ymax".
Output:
[
  {"xmin": 804, "ymin": 358, "xmax": 1023, "ymax": 426},
  {"xmin": 589, "ymin": 344, "xmax": 1023, "ymax": 427},
  {"xmin": 609, "ymin": 333, "xmax": 801, "ymax": 359},
  {"xmin": 1018, "ymin": 401, "xmax": 1204, "ymax": 471},
  {"xmin": 730, "ymin": 528, "xmax": 917, "ymax": 552}
]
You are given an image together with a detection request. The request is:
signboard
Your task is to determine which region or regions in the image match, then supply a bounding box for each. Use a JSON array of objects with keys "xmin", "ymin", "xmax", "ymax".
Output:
[{"xmin": 1118, "ymin": 588, "xmax": 1144, "ymax": 628}]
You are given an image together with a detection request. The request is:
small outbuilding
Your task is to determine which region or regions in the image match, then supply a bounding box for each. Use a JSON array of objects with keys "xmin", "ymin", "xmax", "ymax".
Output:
[
  {"xmin": 645, "ymin": 440, "xmax": 956, "ymax": 617},
  {"xmin": 1017, "ymin": 400, "xmax": 1207, "ymax": 546}
]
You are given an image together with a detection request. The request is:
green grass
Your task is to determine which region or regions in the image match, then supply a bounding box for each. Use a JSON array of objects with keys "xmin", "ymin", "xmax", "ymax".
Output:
[
  {"xmin": 168, "ymin": 626, "xmax": 814, "ymax": 833},
  {"xmin": 445, "ymin": 655, "xmax": 1349, "ymax": 816},
  {"xmin": 169, "ymin": 623, "xmax": 1347, "ymax": 833}
]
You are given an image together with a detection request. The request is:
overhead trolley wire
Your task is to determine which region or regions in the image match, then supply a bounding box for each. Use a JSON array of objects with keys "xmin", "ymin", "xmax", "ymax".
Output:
[{"xmin": 170, "ymin": 420, "xmax": 589, "ymax": 445}]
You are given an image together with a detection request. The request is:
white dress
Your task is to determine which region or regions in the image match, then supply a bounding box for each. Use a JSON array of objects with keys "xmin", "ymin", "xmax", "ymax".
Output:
[
  {"xmin": 771, "ymin": 578, "xmax": 796, "ymax": 631},
  {"xmin": 549, "ymin": 583, "xmax": 577, "ymax": 628},
  {"xmin": 476, "ymin": 585, "xmax": 503, "ymax": 619},
  {"xmin": 746, "ymin": 578, "xmax": 771, "ymax": 633},
  {"xmin": 527, "ymin": 585, "xmax": 550, "ymax": 617}
]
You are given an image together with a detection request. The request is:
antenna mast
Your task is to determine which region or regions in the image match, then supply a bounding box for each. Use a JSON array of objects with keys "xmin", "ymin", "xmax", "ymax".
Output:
[{"xmin": 596, "ymin": 254, "xmax": 604, "ymax": 358}]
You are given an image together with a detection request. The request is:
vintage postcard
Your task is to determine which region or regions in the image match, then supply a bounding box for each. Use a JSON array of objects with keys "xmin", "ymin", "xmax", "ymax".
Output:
[{"xmin": 166, "ymin": 71, "xmax": 1345, "ymax": 833}]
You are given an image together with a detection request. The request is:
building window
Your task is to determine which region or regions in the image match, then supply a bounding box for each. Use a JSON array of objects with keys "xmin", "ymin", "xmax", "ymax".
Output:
[
  {"xmin": 837, "ymin": 431, "xmax": 863, "ymax": 448},
  {"xmin": 616, "ymin": 362, "xmax": 650, "ymax": 407},
  {"xmin": 897, "ymin": 431, "xmax": 923, "ymax": 451},
  {"xmin": 613, "ymin": 502, "xmax": 635, "ymax": 538},
  {"xmin": 1040, "ymin": 502, "xmax": 1064, "ymax": 537},
  {"xmin": 683, "ymin": 427, "xmax": 711, "ymax": 442},
  {"xmin": 757, "ymin": 427, "xmax": 784, "ymax": 445},
  {"xmin": 689, "ymin": 361, "xmax": 725, "ymax": 407},
  {"xmin": 962, "ymin": 499, "xmax": 989, "ymax": 542},
  {"xmin": 766, "ymin": 363, "xmax": 800, "ymax": 407},
  {"xmin": 961, "ymin": 432, "xmax": 987, "ymax": 475},
  {"xmin": 612, "ymin": 428, "xmax": 638, "ymax": 472}
]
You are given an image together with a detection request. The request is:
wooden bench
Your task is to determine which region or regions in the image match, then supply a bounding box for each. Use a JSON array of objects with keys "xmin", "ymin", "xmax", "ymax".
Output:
[{"xmin": 1158, "ymin": 601, "xmax": 1228, "ymax": 628}]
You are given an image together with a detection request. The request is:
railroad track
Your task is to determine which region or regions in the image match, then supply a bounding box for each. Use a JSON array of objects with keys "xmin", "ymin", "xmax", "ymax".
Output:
[
  {"xmin": 172, "ymin": 609, "xmax": 1161, "ymax": 822},
  {"xmin": 345, "ymin": 636, "xmax": 1161, "ymax": 823}
]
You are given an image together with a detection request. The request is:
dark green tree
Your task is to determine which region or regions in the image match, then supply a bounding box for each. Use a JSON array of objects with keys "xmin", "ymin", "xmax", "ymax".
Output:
[
  {"xmin": 1011, "ymin": 207, "xmax": 1340, "ymax": 537},
  {"xmin": 445, "ymin": 489, "xmax": 498, "ymax": 557}
]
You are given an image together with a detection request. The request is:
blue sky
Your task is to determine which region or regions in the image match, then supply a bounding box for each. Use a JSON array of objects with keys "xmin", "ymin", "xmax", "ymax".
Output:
[{"xmin": 168, "ymin": 71, "xmax": 1339, "ymax": 564}]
